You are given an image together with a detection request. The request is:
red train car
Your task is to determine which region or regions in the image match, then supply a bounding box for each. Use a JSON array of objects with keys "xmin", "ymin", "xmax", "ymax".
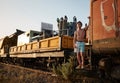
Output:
[
  {"xmin": 89, "ymin": 0, "xmax": 120, "ymax": 79},
  {"xmin": 89, "ymin": 0, "xmax": 120, "ymax": 55},
  {"xmin": 90, "ymin": 0, "xmax": 120, "ymax": 40}
]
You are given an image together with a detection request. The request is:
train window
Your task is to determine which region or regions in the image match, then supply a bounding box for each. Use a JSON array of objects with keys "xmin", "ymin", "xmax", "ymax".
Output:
[{"xmin": 33, "ymin": 33, "xmax": 39, "ymax": 36}]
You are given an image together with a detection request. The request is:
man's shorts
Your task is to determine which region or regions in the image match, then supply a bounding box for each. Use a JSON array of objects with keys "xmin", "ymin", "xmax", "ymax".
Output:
[{"xmin": 76, "ymin": 41, "xmax": 85, "ymax": 52}]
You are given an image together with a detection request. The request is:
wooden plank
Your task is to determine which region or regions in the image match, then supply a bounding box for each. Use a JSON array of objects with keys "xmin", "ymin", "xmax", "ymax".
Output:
[
  {"xmin": 10, "ymin": 51, "xmax": 65, "ymax": 58},
  {"xmin": 62, "ymin": 35, "xmax": 73, "ymax": 49}
]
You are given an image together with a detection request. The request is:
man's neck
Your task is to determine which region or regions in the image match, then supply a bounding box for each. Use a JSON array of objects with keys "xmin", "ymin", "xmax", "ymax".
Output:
[{"xmin": 78, "ymin": 27, "xmax": 82, "ymax": 30}]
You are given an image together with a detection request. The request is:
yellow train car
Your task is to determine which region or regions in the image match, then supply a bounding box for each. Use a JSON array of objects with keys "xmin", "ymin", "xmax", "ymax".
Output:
[{"xmin": 9, "ymin": 35, "xmax": 74, "ymax": 58}]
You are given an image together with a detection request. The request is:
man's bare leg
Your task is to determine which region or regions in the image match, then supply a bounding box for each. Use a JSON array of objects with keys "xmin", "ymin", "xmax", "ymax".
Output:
[
  {"xmin": 76, "ymin": 52, "xmax": 82, "ymax": 69},
  {"xmin": 80, "ymin": 52, "xmax": 84, "ymax": 69}
]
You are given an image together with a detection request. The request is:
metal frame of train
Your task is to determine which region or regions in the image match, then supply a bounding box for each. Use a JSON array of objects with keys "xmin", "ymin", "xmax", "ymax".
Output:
[{"xmin": 0, "ymin": 0, "xmax": 120, "ymax": 79}]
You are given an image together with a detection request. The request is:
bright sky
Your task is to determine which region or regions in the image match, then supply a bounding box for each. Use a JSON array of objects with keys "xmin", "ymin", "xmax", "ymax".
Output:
[{"xmin": 0, "ymin": 0, "xmax": 90, "ymax": 38}]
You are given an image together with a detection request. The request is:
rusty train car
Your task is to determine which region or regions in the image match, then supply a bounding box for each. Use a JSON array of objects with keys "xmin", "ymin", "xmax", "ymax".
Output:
[
  {"xmin": 0, "ymin": 0, "xmax": 120, "ymax": 79},
  {"xmin": 91, "ymin": 0, "xmax": 120, "ymax": 53},
  {"xmin": 0, "ymin": 30, "xmax": 24, "ymax": 57},
  {"xmin": 89, "ymin": 0, "xmax": 120, "ymax": 79}
]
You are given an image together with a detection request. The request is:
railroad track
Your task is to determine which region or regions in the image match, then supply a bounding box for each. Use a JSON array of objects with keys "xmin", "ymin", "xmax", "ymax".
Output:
[
  {"xmin": 0, "ymin": 57, "xmax": 54, "ymax": 72},
  {"xmin": 0, "ymin": 62, "xmax": 66, "ymax": 83},
  {"xmin": 0, "ymin": 62, "xmax": 52, "ymax": 75},
  {"xmin": 0, "ymin": 62, "xmax": 118, "ymax": 83}
]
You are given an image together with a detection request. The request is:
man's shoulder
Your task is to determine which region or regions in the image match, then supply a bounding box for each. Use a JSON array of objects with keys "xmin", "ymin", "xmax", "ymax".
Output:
[
  {"xmin": 74, "ymin": 31, "xmax": 77, "ymax": 34},
  {"xmin": 81, "ymin": 28, "xmax": 87, "ymax": 31}
]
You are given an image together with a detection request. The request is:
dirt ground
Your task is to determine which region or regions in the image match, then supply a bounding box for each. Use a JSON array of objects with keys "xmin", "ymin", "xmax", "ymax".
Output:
[
  {"xmin": 0, "ymin": 63, "xmax": 117, "ymax": 83},
  {"xmin": 0, "ymin": 63, "xmax": 69, "ymax": 83}
]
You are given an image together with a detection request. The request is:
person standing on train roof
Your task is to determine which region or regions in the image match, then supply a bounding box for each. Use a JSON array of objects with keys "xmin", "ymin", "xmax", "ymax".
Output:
[{"xmin": 73, "ymin": 21, "xmax": 89, "ymax": 69}]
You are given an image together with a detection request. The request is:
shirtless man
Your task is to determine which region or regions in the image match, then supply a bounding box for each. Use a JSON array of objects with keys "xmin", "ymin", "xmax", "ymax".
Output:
[{"xmin": 73, "ymin": 21, "xmax": 88, "ymax": 69}]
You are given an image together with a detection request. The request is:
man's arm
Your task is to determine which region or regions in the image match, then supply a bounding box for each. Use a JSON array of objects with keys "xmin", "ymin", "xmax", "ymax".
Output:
[
  {"xmin": 84, "ymin": 16, "xmax": 90, "ymax": 31},
  {"xmin": 73, "ymin": 31, "xmax": 77, "ymax": 48},
  {"xmin": 84, "ymin": 23, "xmax": 89, "ymax": 31}
]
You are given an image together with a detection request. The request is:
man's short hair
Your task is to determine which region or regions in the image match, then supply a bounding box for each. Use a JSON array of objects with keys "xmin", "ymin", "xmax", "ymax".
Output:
[{"xmin": 77, "ymin": 21, "xmax": 82, "ymax": 26}]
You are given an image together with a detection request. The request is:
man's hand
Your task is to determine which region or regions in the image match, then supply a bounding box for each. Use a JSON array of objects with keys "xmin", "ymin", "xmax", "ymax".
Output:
[
  {"xmin": 85, "ymin": 23, "xmax": 89, "ymax": 30},
  {"xmin": 85, "ymin": 23, "xmax": 87, "ymax": 27},
  {"xmin": 74, "ymin": 43, "xmax": 77, "ymax": 48}
]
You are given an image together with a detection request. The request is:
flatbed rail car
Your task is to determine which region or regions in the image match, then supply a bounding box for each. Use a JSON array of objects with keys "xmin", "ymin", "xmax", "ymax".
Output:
[
  {"xmin": 9, "ymin": 35, "xmax": 74, "ymax": 58},
  {"xmin": 9, "ymin": 35, "xmax": 92, "ymax": 66}
]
